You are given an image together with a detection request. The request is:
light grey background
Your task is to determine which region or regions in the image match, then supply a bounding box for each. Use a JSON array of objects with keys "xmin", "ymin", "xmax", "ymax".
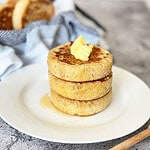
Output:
[{"xmin": 0, "ymin": 0, "xmax": 150, "ymax": 149}]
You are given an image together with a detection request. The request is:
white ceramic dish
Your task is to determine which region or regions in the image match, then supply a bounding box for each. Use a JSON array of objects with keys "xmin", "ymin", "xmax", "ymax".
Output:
[{"xmin": 0, "ymin": 64, "xmax": 150, "ymax": 143}]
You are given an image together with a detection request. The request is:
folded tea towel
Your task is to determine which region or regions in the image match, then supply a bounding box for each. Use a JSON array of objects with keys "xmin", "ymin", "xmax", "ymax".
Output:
[{"xmin": 0, "ymin": 0, "xmax": 105, "ymax": 80}]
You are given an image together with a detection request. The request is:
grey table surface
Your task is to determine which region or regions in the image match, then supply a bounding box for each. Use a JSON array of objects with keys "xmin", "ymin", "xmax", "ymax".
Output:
[{"xmin": 0, "ymin": 0, "xmax": 150, "ymax": 149}]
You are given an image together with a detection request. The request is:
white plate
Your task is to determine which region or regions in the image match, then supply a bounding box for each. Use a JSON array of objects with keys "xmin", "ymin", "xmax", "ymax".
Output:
[{"xmin": 0, "ymin": 64, "xmax": 150, "ymax": 143}]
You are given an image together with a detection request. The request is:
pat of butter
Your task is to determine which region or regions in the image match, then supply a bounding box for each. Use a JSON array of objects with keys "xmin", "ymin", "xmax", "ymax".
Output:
[{"xmin": 71, "ymin": 36, "xmax": 93, "ymax": 61}]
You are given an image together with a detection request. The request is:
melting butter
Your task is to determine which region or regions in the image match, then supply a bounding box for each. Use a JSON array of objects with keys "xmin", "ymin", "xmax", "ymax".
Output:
[{"xmin": 71, "ymin": 35, "xmax": 93, "ymax": 61}]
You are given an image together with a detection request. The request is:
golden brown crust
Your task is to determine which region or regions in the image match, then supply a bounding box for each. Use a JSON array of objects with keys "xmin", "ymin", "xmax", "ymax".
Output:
[
  {"xmin": 49, "ymin": 73, "xmax": 112, "ymax": 100},
  {"xmin": 12, "ymin": 0, "xmax": 55, "ymax": 30},
  {"xmin": 48, "ymin": 42, "xmax": 113, "ymax": 82},
  {"xmin": 12, "ymin": 0, "xmax": 30, "ymax": 29},
  {"xmin": 0, "ymin": 4, "xmax": 14, "ymax": 30},
  {"xmin": 50, "ymin": 89, "xmax": 112, "ymax": 116},
  {"xmin": 7, "ymin": 0, "xmax": 19, "ymax": 5}
]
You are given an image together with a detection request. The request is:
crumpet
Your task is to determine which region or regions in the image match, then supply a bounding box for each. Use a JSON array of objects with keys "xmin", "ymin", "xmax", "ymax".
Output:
[
  {"xmin": 0, "ymin": 4, "xmax": 13, "ymax": 30},
  {"xmin": 12, "ymin": 0, "xmax": 54, "ymax": 29},
  {"xmin": 50, "ymin": 89, "xmax": 112, "ymax": 116},
  {"xmin": 49, "ymin": 73, "xmax": 112, "ymax": 100},
  {"xmin": 47, "ymin": 42, "xmax": 112, "ymax": 82}
]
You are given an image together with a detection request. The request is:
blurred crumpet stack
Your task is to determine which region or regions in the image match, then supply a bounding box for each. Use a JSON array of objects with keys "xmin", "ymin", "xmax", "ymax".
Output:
[
  {"xmin": 0, "ymin": 0, "xmax": 54, "ymax": 30},
  {"xmin": 47, "ymin": 36, "xmax": 113, "ymax": 116}
]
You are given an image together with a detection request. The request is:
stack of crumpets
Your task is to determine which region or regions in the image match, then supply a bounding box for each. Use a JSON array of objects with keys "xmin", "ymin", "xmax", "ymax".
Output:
[
  {"xmin": 47, "ymin": 36, "xmax": 113, "ymax": 116},
  {"xmin": 0, "ymin": 0, "xmax": 54, "ymax": 30}
]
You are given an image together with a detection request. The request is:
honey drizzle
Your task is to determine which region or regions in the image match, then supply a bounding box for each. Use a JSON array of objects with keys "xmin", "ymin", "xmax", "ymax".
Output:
[
  {"xmin": 40, "ymin": 93, "xmax": 52, "ymax": 109},
  {"xmin": 39, "ymin": 93, "xmax": 67, "ymax": 115}
]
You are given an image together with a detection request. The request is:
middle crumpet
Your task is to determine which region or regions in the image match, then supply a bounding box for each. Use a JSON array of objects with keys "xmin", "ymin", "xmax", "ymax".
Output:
[{"xmin": 49, "ymin": 73, "xmax": 112, "ymax": 100}]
